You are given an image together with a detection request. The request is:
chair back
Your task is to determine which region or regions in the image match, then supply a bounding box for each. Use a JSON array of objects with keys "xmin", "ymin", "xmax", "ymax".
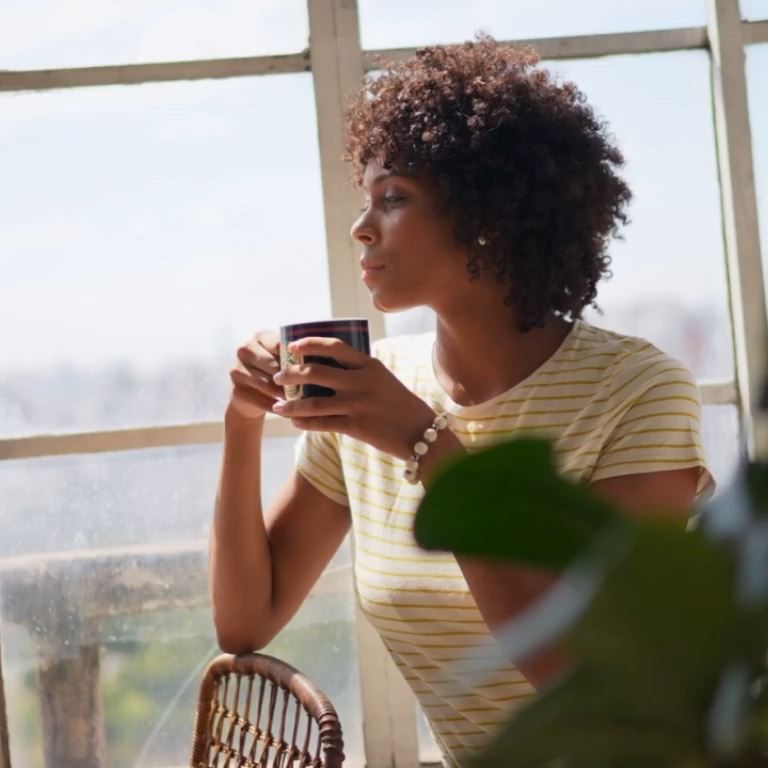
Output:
[{"xmin": 191, "ymin": 652, "xmax": 344, "ymax": 768}]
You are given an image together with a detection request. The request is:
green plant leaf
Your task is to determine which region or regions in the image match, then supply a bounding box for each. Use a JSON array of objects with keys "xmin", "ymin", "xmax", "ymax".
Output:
[
  {"xmin": 747, "ymin": 463, "xmax": 768, "ymax": 518},
  {"xmin": 414, "ymin": 439, "xmax": 621, "ymax": 569},
  {"xmin": 474, "ymin": 524, "xmax": 748, "ymax": 768},
  {"xmin": 470, "ymin": 665, "xmax": 704, "ymax": 768},
  {"xmin": 564, "ymin": 524, "xmax": 744, "ymax": 704}
]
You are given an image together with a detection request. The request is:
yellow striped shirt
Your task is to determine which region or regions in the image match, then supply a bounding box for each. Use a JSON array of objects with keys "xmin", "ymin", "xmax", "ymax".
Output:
[{"xmin": 296, "ymin": 319, "xmax": 713, "ymax": 767}]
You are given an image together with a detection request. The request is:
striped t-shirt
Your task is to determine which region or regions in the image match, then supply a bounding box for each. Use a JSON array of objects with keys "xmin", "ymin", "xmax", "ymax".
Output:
[{"xmin": 295, "ymin": 319, "xmax": 713, "ymax": 767}]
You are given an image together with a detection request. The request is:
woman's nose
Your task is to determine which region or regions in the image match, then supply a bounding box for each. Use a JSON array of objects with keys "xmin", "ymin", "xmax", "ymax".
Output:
[{"xmin": 350, "ymin": 212, "xmax": 377, "ymax": 244}]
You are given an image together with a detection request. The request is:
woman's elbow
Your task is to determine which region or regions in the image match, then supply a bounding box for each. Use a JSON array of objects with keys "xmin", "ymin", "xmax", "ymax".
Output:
[{"xmin": 215, "ymin": 626, "xmax": 273, "ymax": 655}]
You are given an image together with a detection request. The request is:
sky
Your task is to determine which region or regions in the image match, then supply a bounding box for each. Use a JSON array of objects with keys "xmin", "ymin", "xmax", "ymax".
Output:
[{"xmin": 0, "ymin": 0, "xmax": 767, "ymax": 374}]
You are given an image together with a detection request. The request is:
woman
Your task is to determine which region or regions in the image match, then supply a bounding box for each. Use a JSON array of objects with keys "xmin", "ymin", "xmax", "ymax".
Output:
[{"xmin": 211, "ymin": 37, "xmax": 712, "ymax": 767}]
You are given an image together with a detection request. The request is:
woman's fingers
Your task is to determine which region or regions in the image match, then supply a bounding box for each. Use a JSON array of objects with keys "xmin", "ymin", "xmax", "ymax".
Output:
[
  {"xmin": 228, "ymin": 330, "xmax": 285, "ymax": 419},
  {"xmin": 237, "ymin": 341, "xmax": 280, "ymax": 374},
  {"xmin": 230, "ymin": 361, "xmax": 284, "ymax": 399},
  {"xmin": 255, "ymin": 329, "xmax": 280, "ymax": 357},
  {"xmin": 288, "ymin": 336, "xmax": 369, "ymax": 368},
  {"xmin": 272, "ymin": 394, "xmax": 354, "ymax": 418},
  {"xmin": 273, "ymin": 360, "xmax": 354, "ymax": 391}
]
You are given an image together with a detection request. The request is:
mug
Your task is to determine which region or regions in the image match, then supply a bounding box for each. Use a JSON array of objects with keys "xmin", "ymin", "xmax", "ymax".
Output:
[{"xmin": 279, "ymin": 318, "xmax": 371, "ymax": 399}]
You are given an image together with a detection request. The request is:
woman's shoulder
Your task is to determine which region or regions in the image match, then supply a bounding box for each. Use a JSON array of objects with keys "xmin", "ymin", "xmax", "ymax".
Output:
[{"xmin": 571, "ymin": 320, "xmax": 698, "ymax": 401}]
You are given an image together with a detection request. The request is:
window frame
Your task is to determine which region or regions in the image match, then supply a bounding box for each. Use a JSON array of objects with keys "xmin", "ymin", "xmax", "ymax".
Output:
[{"xmin": 0, "ymin": 1, "xmax": 766, "ymax": 766}]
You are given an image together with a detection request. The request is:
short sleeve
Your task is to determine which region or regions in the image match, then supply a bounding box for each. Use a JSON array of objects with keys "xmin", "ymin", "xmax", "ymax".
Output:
[
  {"xmin": 294, "ymin": 429, "xmax": 349, "ymax": 507},
  {"xmin": 590, "ymin": 355, "xmax": 715, "ymax": 501}
]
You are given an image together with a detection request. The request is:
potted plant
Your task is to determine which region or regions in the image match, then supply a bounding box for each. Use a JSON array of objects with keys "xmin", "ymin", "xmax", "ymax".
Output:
[{"xmin": 414, "ymin": 400, "xmax": 768, "ymax": 767}]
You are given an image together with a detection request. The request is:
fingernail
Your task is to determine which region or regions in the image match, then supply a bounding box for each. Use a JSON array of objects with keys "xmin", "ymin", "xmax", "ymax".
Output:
[
  {"xmin": 272, "ymin": 371, "xmax": 284, "ymax": 383},
  {"xmin": 272, "ymin": 399, "xmax": 287, "ymax": 412}
]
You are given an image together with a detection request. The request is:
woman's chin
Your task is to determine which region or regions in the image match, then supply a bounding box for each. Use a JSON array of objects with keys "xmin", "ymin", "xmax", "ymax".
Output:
[{"xmin": 371, "ymin": 292, "xmax": 414, "ymax": 313}]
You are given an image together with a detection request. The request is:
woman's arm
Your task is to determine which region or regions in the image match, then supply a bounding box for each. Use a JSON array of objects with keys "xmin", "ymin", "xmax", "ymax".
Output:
[{"xmin": 211, "ymin": 407, "xmax": 352, "ymax": 652}]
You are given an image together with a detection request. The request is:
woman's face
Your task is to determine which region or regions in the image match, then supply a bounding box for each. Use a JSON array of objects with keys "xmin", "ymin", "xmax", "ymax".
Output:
[{"xmin": 350, "ymin": 159, "xmax": 470, "ymax": 313}]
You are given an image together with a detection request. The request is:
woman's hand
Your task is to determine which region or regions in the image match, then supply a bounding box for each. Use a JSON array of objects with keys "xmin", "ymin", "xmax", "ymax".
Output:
[
  {"xmin": 271, "ymin": 336, "xmax": 436, "ymax": 459},
  {"xmin": 228, "ymin": 330, "xmax": 285, "ymax": 420}
]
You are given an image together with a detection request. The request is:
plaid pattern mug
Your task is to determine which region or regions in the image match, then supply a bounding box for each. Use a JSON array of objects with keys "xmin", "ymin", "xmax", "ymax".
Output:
[{"xmin": 279, "ymin": 318, "xmax": 371, "ymax": 399}]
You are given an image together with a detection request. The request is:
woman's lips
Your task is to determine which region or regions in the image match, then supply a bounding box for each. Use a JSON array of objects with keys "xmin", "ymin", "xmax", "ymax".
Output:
[{"xmin": 360, "ymin": 259, "xmax": 385, "ymax": 282}]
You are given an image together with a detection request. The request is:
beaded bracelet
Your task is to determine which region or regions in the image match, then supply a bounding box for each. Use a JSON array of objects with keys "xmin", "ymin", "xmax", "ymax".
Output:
[{"xmin": 403, "ymin": 412, "xmax": 449, "ymax": 485}]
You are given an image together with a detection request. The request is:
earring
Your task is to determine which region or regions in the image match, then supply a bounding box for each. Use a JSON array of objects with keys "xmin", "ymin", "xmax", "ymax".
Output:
[{"xmin": 477, "ymin": 235, "xmax": 488, "ymax": 246}]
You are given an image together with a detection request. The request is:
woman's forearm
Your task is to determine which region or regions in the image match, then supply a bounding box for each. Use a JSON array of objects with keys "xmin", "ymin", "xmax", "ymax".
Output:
[{"xmin": 210, "ymin": 407, "xmax": 273, "ymax": 651}]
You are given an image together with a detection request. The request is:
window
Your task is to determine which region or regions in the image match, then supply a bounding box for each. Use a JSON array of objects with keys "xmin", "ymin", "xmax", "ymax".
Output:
[{"xmin": 1, "ymin": 3, "xmax": 766, "ymax": 767}]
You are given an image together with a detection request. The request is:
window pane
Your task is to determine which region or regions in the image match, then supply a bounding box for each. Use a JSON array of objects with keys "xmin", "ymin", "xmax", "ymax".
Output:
[
  {"xmin": 384, "ymin": 52, "xmax": 732, "ymax": 383},
  {"xmin": 359, "ymin": 0, "xmax": 705, "ymax": 51},
  {"xmin": 701, "ymin": 404, "xmax": 741, "ymax": 490},
  {"xmin": 1, "ymin": 74, "xmax": 329, "ymax": 437},
  {"xmin": 0, "ymin": 440, "xmax": 365, "ymax": 767},
  {"xmin": 741, "ymin": 0, "xmax": 768, "ymax": 21},
  {"xmin": 746, "ymin": 44, "xmax": 768, "ymax": 319},
  {"xmin": 0, "ymin": 439, "xmax": 296, "ymax": 555},
  {"xmin": 0, "ymin": 0, "xmax": 307, "ymax": 69}
]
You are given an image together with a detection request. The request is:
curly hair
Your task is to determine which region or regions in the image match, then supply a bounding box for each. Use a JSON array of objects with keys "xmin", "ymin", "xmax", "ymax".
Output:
[{"xmin": 344, "ymin": 36, "xmax": 632, "ymax": 330}]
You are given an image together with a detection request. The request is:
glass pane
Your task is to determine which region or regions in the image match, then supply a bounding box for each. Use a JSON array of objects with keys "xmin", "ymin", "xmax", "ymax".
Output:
[
  {"xmin": 0, "ymin": 0, "xmax": 307, "ymax": 69},
  {"xmin": 382, "ymin": 52, "xmax": 732, "ymax": 382},
  {"xmin": 0, "ymin": 440, "xmax": 365, "ymax": 767},
  {"xmin": 741, "ymin": 0, "xmax": 768, "ymax": 20},
  {"xmin": 701, "ymin": 404, "xmax": 741, "ymax": 491},
  {"xmin": 0, "ymin": 74, "xmax": 330, "ymax": 437},
  {"xmin": 359, "ymin": 0, "xmax": 705, "ymax": 51},
  {"xmin": 746, "ymin": 44, "xmax": 768, "ymax": 319},
  {"xmin": 0, "ymin": 439, "xmax": 296, "ymax": 556}
]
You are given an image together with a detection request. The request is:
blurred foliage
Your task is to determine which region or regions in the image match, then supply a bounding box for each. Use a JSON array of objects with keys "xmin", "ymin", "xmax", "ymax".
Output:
[{"xmin": 416, "ymin": 438, "xmax": 768, "ymax": 768}]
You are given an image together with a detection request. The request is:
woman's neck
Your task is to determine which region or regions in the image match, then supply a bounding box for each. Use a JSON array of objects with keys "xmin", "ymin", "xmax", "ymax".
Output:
[{"xmin": 433, "ymin": 309, "xmax": 573, "ymax": 406}]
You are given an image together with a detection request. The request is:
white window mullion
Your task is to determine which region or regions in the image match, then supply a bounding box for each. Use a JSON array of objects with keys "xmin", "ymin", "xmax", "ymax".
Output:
[
  {"xmin": 0, "ymin": 416, "xmax": 297, "ymax": 461},
  {"xmin": 0, "ymin": 53, "xmax": 308, "ymax": 92},
  {"xmin": 0, "ymin": 649, "xmax": 10, "ymax": 768},
  {"xmin": 364, "ymin": 25, "xmax": 709, "ymax": 68},
  {"xmin": 743, "ymin": 18, "xmax": 768, "ymax": 44},
  {"xmin": 307, "ymin": 2, "xmax": 418, "ymax": 768},
  {"xmin": 306, "ymin": 0, "xmax": 385, "ymax": 341},
  {"xmin": 708, "ymin": 0, "xmax": 768, "ymax": 458}
]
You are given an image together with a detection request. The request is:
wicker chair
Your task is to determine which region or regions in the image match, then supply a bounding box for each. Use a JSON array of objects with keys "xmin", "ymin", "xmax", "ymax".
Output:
[{"xmin": 190, "ymin": 652, "xmax": 345, "ymax": 768}]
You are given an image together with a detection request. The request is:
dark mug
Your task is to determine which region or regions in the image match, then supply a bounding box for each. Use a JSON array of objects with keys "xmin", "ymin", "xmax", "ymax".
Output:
[{"xmin": 279, "ymin": 318, "xmax": 371, "ymax": 399}]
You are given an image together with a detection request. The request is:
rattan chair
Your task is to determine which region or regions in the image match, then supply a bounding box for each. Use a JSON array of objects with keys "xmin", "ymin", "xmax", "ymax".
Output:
[{"xmin": 190, "ymin": 652, "xmax": 345, "ymax": 768}]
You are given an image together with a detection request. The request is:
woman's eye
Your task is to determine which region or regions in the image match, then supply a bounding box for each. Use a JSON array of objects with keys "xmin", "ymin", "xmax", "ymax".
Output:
[{"xmin": 358, "ymin": 195, "xmax": 404, "ymax": 213}]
